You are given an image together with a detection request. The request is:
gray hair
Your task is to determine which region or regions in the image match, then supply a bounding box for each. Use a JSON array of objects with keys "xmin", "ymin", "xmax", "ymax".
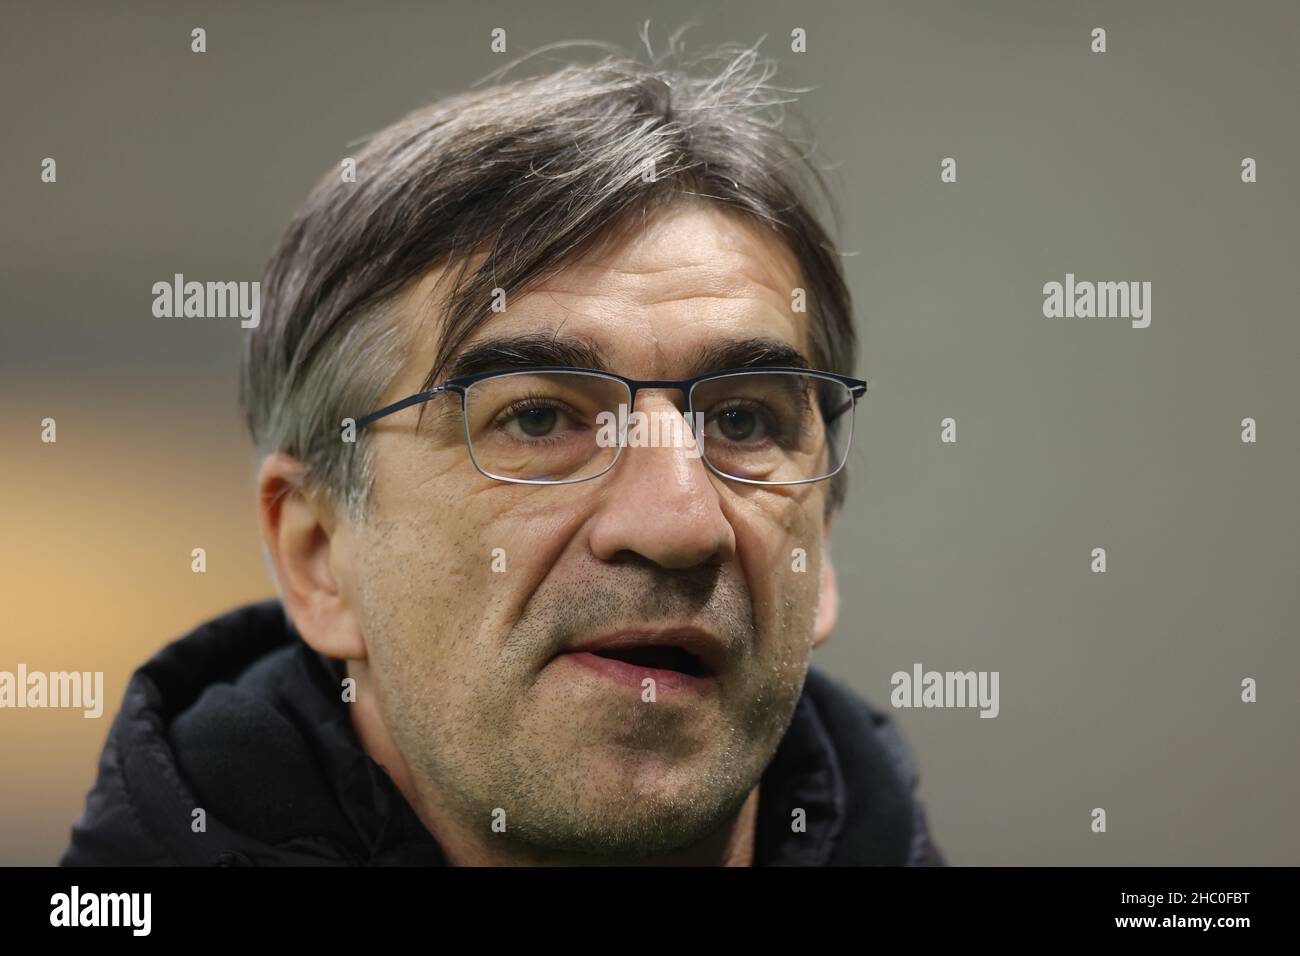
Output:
[{"xmin": 240, "ymin": 35, "xmax": 858, "ymax": 520}]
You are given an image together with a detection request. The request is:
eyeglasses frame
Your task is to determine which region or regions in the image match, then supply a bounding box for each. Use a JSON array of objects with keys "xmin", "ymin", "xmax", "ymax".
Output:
[{"xmin": 353, "ymin": 365, "xmax": 868, "ymax": 487}]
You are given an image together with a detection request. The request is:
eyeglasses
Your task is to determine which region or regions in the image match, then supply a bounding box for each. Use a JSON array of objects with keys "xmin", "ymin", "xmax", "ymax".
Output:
[{"xmin": 355, "ymin": 366, "xmax": 867, "ymax": 487}]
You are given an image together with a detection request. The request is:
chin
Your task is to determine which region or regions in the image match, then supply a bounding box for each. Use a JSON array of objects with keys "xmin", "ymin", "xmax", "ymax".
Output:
[
  {"xmin": 516, "ymin": 791, "xmax": 740, "ymax": 860},
  {"xmin": 510, "ymin": 752, "xmax": 752, "ymax": 852}
]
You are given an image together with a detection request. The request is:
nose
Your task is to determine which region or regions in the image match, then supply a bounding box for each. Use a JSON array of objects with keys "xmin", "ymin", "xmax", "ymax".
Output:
[{"xmin": 586, "ymin": 393, "xmax": 736, "ymax": 570}]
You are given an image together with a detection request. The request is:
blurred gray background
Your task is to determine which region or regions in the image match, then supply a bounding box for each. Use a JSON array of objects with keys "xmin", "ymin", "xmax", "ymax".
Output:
[{"xmin": 2, "ymin": 0, "xmax": 1296, "ymax": 865}]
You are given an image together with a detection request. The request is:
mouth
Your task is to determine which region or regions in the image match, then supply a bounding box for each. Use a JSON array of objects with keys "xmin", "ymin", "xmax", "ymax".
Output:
[
  {"xmin": 552, "ymin": 629, "xmax": 725, "ymax": 694},
  {"xmin": 586, "ymin": 643, "xmax": 712, "ymax": 676}
]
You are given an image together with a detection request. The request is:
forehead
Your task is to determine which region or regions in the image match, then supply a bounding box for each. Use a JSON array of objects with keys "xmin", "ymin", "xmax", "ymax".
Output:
[{"xmin": 399, "ymin": 202, "xmax": 810, "ymax": 379}]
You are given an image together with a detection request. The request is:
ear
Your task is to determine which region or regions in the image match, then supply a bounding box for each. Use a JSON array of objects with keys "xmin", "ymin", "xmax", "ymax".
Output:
[
  {"xmin": 256, "ymin": 452, "xmax": 367, "ymax": 660},
  {"xmin": 811, "ymin": 519, "xmax": 839, "ymax": 649}
]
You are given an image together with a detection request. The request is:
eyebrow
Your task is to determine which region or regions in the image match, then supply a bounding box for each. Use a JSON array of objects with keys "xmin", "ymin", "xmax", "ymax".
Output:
[
  {"xmin": 445, "ymin": 333, "xmax": 609, "ymax": 379},
  {"xmin": 690, "ymin": 338, "xmax": 811, "ymax": 375},
  {"xmin": 444, "ymin": 333, "xmax": 812, "ymax": 381}
]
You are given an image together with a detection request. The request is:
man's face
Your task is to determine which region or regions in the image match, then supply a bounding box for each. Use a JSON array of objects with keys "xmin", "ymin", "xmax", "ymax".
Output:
[{"xmin": 348, "ymin": 202, "xmax": 833, "ymax": 857}]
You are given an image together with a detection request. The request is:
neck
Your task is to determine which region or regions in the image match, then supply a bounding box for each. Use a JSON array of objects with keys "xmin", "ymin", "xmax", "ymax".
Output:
[{"xmin": 346, "ymin": 659, "xmax": 760, "ymax": 866}]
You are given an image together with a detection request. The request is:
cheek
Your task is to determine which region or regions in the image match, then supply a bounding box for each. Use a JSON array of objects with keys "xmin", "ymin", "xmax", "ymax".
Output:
[
  {"xmin": 730, "ymin": 493, "xmax": 825, "ymax": 643},
  {"xmin": 356, "ymin": 461, "xmax": 589, "ymax": 668},
  {"xmin": 351, "ymin": 479, "xmax": 489, "ymax": 681},
  {"xmin": 361, "ymin": 440, "xmax": 493, "ymax": 607},
  {"xmin": 353, "ymin": 517, "xmax": 465, "ymax": 665}
]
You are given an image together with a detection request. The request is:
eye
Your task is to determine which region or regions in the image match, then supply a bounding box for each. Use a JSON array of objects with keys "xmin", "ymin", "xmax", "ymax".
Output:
[
  {"xmin": 705, "ymin": 404, "xmax": 772, "ymax": 443},
  {"xmin": 494, "ymin": 399, "xmax": 581, "ymax": 441},
  {"xmin": 514, "ymin": 406, "xmax": 559, "ymax": 438}
]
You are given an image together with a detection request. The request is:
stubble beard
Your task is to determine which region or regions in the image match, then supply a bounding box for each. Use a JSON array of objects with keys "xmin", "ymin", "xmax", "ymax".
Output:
[{"xmin": 358, "ymin": 554, "xmax": 812, "ymax": 860}]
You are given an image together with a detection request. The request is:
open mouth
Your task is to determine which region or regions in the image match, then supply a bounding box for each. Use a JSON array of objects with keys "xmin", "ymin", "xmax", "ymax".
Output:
[
  {"xmin": 584, "ymin": 644, "xmax": 710, "ymax": 678},
  {"xmin": 555, "ymin": 631, "xmax": 724, "ymax": 693}
]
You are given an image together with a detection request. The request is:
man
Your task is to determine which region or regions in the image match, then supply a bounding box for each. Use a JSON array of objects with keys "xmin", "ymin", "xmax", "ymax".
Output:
[{"xmin": 62, "ymin": 44, "xmax": 944, "ymax": 866}]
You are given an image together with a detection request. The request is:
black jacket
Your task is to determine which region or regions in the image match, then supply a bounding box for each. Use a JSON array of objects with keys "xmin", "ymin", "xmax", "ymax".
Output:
[{"xmin": 60, "ymin": 600, "xmax": 944, "ymax": 866}]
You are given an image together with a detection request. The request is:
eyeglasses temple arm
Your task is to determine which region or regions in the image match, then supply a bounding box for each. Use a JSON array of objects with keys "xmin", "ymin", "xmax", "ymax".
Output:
[{"xmin": 354, "ymin": 387, "xmax": 447, "ymax": 429}]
